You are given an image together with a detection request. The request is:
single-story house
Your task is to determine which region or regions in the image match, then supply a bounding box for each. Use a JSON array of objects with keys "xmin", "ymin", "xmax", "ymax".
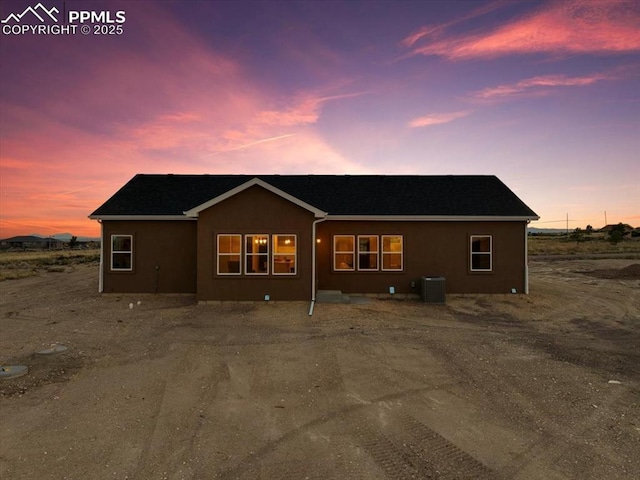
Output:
[
  {"xmin": 0, "ymin": 235, "xmax": 64, "ymax": 250},
  {"xmin": 89, "ymin": 174, "xmax": 539, "ymax": 303}
]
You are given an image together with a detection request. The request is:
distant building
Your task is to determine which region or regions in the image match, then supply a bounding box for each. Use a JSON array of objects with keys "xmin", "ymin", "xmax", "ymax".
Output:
[
  {"xmin": 599, "ymin": 224, "xmax": 634, "ymax": 234},
  {"xmin": 0, "ymin": 235, "xmax": 64, "ymax": 250}
]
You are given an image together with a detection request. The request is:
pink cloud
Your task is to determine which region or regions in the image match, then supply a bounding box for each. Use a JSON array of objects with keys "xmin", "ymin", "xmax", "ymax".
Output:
[
  {"xmin": 408, "ymin": 110, "xmax": 472, "ymax": 128},
  {"xmin": 404, "ymin": 0, "xmax": 640, "ymax": 59},
  {"xmin": 472, "ymin": 72, "xmax": 611, "ymax": 100}
]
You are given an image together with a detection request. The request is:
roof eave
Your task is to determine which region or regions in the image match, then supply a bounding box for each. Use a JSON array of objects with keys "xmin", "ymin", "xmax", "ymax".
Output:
[
  {"xmin": 326, "ymin": 215, "xmax": 540, "ymax": 221},
  {"xmin": 88, "ymin": 215, "xmax": 194, "ymax": 221}
]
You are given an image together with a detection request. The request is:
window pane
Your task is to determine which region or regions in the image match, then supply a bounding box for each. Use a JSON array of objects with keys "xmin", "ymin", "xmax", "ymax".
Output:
[
  {"xmin": 273, "ymin": 235, "xmax": 296, "ymax": 253},
  {"xmin": 335, "ymin": 253, "xmax": 354, "ymax": 270},
  {"xmin": 382, "ymin": 253, "xmax": 402, "ymax": 270},
  {"xmin": 335, "ymin": 236, "xmax": 354, "ymax": 252},
  {"xmin": 472, "ymin": 237, "xmax": 491, "ymax": 253},
  {"xmin": 112, "ymin": 236, "xmax": 131, "ymax": 252},
  {"xmin": 219, "ymin": 235, "xmax": 240, "ymax": 254},
  {"xmin": 472, "ymin": 254, "xmax": 491, "ymax": 271},
  {"xmin": 112, "ymin": 252, "xmax": 131, "ymax": 269},
  {"xmin": 220, "ymin": 255, "xmax": 241, "ymax": 274},
  {"xmin": 382, "ymin": 236, "xmax": 402, "ymax": 253},
  {"xmin": 358, "ymin": 253, "xmax": 378, "ymax": 270}
]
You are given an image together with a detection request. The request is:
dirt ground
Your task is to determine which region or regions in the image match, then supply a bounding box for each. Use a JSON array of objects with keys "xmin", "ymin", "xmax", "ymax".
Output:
[{"xmin": 1, "ymin": 258, "xmax": 638, "ymax": 480}]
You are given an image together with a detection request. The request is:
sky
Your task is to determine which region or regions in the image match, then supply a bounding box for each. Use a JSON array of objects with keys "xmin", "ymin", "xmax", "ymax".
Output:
[{"xmin": 0, "ymin": 0, "xmax": 638, "ymax": 238}]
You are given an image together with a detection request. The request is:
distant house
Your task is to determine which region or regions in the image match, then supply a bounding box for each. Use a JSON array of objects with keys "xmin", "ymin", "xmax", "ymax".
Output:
[
  {"xmin": 599, "ymin": 224, "xmax": 634, "ymax": 234},
  {"xmin": 0, "ymin": 235, "xmax": 64, "ymax": 250},
  {"xmin": 89, "ymin": 174, "xmax": 539, "ymax": 301}
]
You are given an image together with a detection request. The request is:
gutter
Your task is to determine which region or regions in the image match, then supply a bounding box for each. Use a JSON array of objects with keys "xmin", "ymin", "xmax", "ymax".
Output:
[
  {"xmin": 525, "ymin": 220, "xmax": 530, "ymax": 294},
  {"xmin": 309, "ymin": 216, "xmax": 327, "ymax": 316},
  {"xmin": 98, "ymin": 220, "xmax": 104, "ymax": 293}
]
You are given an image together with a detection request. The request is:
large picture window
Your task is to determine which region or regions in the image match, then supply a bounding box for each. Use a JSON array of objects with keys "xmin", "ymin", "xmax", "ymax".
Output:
[
  {"xmin": 245, "ymin": 234, "xmax": 269, "ymax": 275},
  {"xmin": 111, "ymin": 235, "xmax": 132, "ymax": 271},
  {"xmin": 217, "ymin": 234, "xmax": 241, "ymax": 275},
  {"xmin": 358, "ymin": 235, "xmax": 379, "ymax": 271},
  {"xmin": 381, "ymin": 235, "xmax": 403, "ymax": 271},
  {"xmin": 334, "ymin": 235, "xmax": 355, "ymax": 271},
  {"xmin": 273, "ymin": 234, "xmax": 296, "ymax": 275},
  {"xmin": 470, "ymin": 235, "xmax": 492, "ymax": 271}
]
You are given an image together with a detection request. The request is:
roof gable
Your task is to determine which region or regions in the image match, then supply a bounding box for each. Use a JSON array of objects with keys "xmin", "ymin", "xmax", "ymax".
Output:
[
  {"xmin": 90, "ymin": 174, "xmax": 539, "ymax": 220},
  {"xmin": 183, "ymin": 177, "xmax": 327, "ymax": 218}
]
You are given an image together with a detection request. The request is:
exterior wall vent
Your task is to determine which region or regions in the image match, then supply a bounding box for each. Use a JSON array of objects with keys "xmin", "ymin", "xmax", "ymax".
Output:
[{"xmin": 420, "ymin": 277, "xmax": 446, "ymax": 303}]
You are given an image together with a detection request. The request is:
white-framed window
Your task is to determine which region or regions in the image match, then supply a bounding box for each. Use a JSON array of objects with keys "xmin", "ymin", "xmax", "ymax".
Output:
[
  {"xmin": 217, "ymin": 234, "xmax": 241, "ymax": 275},
  {"xmin": 245, "ymin": 234, "xmax": 269, "ymax": 275},
  {"xmin": 357, "ymin": 235, "xmax": 379, "ymax": 271},
  {"xmin": 273, "ymin": 234, "xmax": 296, "ymax": 275},
  {"xmin": 334, "ymin": 235, "xmax": 355, "ymax": 271},
  {"xmin": 381, "ymin": 235, "xmax": 403, "ymax": 271},
  {"xmin": 111, "ymin": 234, "xmax": 133, "ymax": 271},
  {"xmin": 470, "ymin": 235, "xmax": 492, "ymax": 271}
]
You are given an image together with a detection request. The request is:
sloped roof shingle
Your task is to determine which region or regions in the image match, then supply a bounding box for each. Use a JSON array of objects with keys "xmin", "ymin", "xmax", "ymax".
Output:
[{"xmin": 90, "ymin": 174, "xmax": 538, "ymax": 219}]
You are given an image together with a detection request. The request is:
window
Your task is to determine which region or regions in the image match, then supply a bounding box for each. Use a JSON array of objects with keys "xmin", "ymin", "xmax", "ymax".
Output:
[
  {"xmin": 245, "ymin": 234, "xmax": 269, "ymax": 275},
  {"xmin": 217, "ymin": 234, "xmax": 241, "ymax": 275},
  {"xmin": 470, "ymin": 235, "xmax": 492, "ymax": 271},
  {"xmin": 111, "ymin": 235, "xmax": 133, "ymax": 271},
  {"xmin": 358, "ymin": 235, "xmax": 378, "ymax": 271},
  {"xmin": 381, "ymin": 235, "xmax": 403, "ymax": 271},
  {"xmin": 334, "ymin": 235, "xmax": 355, "ymax": 271},
  {"xmin": 273, "ymin": 234, "xmax": 296, "ymax": 275}
]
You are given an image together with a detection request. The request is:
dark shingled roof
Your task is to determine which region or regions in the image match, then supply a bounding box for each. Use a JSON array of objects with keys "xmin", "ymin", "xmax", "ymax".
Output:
[{"xmin": 90, "ymin": 174, "xmax": 538, "ymax": 218}]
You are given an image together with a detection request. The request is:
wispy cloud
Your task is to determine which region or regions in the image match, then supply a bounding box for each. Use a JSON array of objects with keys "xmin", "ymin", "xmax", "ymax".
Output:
[
  {"xmin": 472, "ymin": 72, "xmax": 612, "ymax": 100},
  {"xmin": 209, "ymin": 133, "xmax": 296, "ymax": 154},
  {"xmin": 408, "ymin": 110, "xmax": 471, "ymax": 128},
  {"xmin": 403, "ymin": 0, "xmax": 640, "ymax": 60}
]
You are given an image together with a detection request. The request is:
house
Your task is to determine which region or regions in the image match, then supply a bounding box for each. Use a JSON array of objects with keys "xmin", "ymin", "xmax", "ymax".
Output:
[
  {"xmin": 89, "ymin": 175, "xmax": 539, "ymax": 303},
  {"xmin": 0, "ymin": 235, "xmax": 64, "ymax": 250}
]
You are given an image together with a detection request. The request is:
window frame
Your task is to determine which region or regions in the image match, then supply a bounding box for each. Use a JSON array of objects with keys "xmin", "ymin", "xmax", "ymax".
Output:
[
  {"xmin": 272, "ymin": 234, "xmax": 297, "ymax": 276},
  {"xmin": 333, "ymin": 235, "xmax": 355, "ymax": 271},
  {"xmin": 217, "ymin": 234, "xmax": 242, "ymax": 276},
  {"xmin": 244, "ymin": 234, "xmax": 269, "ymax": 275},
  {"xmin": 381, "ymin": 235, "xmax": 403, "ymax": 272},
  {"xmin": 470, "ymin": 235, "xmax": 493, "ymax": 272},
  {"xmin": 110, "ymin": 234, "xmax": 133, "ymax": 272},
  {"xmin": 357, "ymin": 235, "xmax": 379, "ymax": 271}
]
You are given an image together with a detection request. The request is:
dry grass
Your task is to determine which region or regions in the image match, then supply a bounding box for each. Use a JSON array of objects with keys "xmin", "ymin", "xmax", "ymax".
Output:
[
  {"xmin": 0, "ymin": 249, "xmax": 100, "ymax": 281},
  {"xmin": 528, "ymin": 235, "xmax": 640, "ymax": 256}
]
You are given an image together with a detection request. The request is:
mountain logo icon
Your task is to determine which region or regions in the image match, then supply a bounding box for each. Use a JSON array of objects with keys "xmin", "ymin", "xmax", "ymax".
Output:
[{"xmin": 1, "ymin": 2, "xmax": 59, "ymax": 24}]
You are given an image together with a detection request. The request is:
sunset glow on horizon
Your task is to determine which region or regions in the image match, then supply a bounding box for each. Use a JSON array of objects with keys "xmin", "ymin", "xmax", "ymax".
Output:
[{"xmin": 1, "ymin": 0, "xmax": 638, "ymax": 238}]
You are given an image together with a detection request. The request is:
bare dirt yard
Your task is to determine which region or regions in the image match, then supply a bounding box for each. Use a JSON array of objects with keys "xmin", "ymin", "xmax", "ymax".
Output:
[{"xmin": 1, "ymin": 258, "xmax": 638, "ymax": 480}]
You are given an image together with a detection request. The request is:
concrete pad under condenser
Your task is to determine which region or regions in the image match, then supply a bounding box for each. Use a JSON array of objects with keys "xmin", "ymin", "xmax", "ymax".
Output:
[
  {"xmin": 0, "ymin": 365, "xmax": 28, "ymax": 379},
  {"xmin": 36, "ymin": 345, "xmax": 68, "ymax": 356}
]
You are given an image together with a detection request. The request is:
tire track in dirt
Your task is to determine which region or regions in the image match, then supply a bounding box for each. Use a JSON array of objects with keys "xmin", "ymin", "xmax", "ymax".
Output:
[{"xmin": 131, "ymin": 343, "xmax": 229, "ymax": 479}]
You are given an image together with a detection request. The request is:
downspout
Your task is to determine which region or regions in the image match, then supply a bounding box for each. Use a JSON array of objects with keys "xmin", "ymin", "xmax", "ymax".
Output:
[
  {"xmin": 309, "ymin": 216, "xmax": 327, "ymax": 316},
  {"xmin": 98, "ymin": 220, "xmax": 104, "ymax": 293},
  {"xmin": 524, "ymin": 220, "xmax": 530, "ymax": 294}
]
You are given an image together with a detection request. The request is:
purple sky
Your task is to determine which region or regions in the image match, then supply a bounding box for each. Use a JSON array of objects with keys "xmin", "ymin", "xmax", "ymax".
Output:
[{"xmin": 1, "ymin": 0, "xmax": 638, "ymax": 237}]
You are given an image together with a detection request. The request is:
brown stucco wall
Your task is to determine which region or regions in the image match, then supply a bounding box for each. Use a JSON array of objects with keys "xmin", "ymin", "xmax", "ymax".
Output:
[
  {"xmin": 101, "ymin": 220, "xmax": 197, "ymax": 294},
  {"xmin": 316, "ymin": 220, "xmax": 527, "ymax": 295},
  {"xmin": 196, "ymin": 185, "xmax": 315, "ymax": 301}
]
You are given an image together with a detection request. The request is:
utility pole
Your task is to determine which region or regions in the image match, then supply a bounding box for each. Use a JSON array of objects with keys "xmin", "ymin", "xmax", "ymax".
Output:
[
  {"xmin": 604, "ymin": 211, "xmax": 607, "ymax": 227},
  {"xmin": 566, "ymin": 213, "xmax": 569, "ymax": 235}
]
